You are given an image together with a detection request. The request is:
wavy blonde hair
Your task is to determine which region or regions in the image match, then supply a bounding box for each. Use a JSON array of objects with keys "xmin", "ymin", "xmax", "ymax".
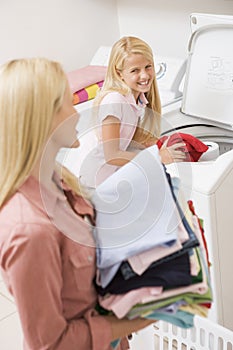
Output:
[
  {"xmin": 0, "ymin": 58, "xmax": 70, "ymax": 208},
  {"xmin": 94, "ymin": 36, "xmax": 161, "ymax": 143}
]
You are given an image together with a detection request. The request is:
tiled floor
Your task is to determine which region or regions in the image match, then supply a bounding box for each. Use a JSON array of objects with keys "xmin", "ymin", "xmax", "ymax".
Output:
[{"xmin": 0, "ymin": 274, "xmax": 23, "ymax": 349}]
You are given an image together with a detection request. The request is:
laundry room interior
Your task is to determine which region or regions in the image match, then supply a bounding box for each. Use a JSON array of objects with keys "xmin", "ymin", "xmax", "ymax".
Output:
[{"xmin": 0, "ymin": 1, "xmax": 233, "ymax": 349}]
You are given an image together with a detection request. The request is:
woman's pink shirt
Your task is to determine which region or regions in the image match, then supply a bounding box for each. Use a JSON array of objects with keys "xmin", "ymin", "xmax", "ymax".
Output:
[{"xmin": 0, "ymin": 176, "xmax": 128, "ymax": 350}]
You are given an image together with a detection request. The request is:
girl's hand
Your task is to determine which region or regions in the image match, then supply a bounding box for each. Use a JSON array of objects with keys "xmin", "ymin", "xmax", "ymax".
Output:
[{"xmin": 159, "ymin": 138, "xmax": 186, "ymax": 164}]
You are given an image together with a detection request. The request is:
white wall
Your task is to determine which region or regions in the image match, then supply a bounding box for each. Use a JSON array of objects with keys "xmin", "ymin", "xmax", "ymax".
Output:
[
  {"xmin": 117, "ymin": 0, "xmax": 233, "ymax": 59},
  {"xmin": 1, "ymin": 1, "xmax": 232, "ymax": 71},
  {"xmin": 0, "ymin": 0, "xmax": 119, "ymax": 71}
]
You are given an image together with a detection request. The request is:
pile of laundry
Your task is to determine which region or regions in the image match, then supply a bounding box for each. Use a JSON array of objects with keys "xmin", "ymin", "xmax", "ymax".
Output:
[{"xmin": 92, "ymin": 145, "xmax": 212, "ymax": 329}]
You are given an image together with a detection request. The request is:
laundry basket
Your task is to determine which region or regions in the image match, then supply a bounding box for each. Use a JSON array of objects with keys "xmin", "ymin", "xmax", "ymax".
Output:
[{"xmin": 129, "ymin": 317, "xmax": 233, "ymax": 350}]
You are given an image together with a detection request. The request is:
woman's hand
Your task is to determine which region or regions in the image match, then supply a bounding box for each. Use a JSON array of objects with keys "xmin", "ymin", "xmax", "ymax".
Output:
[
  {"xmin": 105, "ymin": 314, "xmax": 156, "ymax": 341},
  {"xmin": 159, "ymin": 138, "xmax": 186, "ymax": 164}
]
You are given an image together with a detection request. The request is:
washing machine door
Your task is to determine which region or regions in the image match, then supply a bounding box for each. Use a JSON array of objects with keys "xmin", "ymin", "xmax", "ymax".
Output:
[{"xmin": 181, "ymin": 19, "xmax": 233, "ymax": 130}]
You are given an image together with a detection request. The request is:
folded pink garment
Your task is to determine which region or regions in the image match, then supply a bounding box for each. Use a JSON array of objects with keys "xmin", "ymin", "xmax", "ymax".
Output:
[
  {"xmin": 67, "ymin": 65, "xmax": 107, "ymax": 93},
  {"xmin": 99, "ymin": 287, "xmax": 163, "ymax": 319}
]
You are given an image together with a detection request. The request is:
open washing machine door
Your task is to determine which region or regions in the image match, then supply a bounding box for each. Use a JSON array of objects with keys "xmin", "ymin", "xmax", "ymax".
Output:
[
  {"xmin": 162, "ymin": 13, "xmax": 233, "ymax": 155},
  {"xmin": 182, "ymin": 18, "xmax": 233, "ymax": 129}
]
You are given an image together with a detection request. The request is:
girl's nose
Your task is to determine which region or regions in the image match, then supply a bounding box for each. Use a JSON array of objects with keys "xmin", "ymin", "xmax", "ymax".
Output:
[{"xmin": 140, "ymin": 69, "xmax": 149, "ymax": 79}]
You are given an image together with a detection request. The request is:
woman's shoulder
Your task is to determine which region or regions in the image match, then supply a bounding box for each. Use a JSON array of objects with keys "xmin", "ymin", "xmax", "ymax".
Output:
[
  {"xmin": 0, "ymin": 191, "xmax": 57, "ymax": 241},
  {"xmin": 0, "ymin": 194, "xmax": 60, "ymax": 269}
]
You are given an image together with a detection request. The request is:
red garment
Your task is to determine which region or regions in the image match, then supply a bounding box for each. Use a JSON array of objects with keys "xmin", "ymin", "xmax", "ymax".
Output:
[
  {"xmin": 187, "ymin": 200, "xmax": 212, "ymax": 310},
  {"xmin": 157, "ymin": 133, "xmax": 208, "ymax": 162},
  {"xmin": 188, "ymin": 200, "xmax": 211, "ymax": 268}
]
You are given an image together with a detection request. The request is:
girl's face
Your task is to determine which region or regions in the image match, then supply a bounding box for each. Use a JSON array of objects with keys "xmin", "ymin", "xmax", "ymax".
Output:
[
  {"xmin": 118, "ymin": 53, "xmax": 155, "ymax": 101},
  {"xmin": 51, "ymin": 83, "xmax": 80, "ymax": 149}
]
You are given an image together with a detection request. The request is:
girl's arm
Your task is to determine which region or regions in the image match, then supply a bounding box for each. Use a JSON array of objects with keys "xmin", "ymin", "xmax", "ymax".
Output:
[
  {"xmin": 102, "ymin": 115, "xmax": 138, "ymax": 166},
  {"xmin": 102, "ymin": 116, "xmax": 186, "ymax": 165}
]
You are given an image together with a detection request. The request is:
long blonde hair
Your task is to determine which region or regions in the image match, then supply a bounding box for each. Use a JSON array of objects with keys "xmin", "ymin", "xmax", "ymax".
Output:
[
  {"xmin": 0, "ymin": 58, "xmax": 68, "ymax": 208},
  {"xmin": 94, "ymin": 36, "xmax": 162, "ymax": 143}
]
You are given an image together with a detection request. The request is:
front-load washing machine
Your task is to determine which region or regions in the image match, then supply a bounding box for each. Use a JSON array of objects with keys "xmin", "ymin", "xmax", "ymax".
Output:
[{"xmin": 161, "ymin": 13, "xmax": 233, "ymax": 331}]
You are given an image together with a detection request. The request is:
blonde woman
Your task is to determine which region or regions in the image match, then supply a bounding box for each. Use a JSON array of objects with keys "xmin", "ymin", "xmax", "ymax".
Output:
[
  {"xmin": 0, "ymin": 58, "xmax": 153, "ymax": 350},
  {"xmin": 79, "ymin": 36, "xmax": 185, "ymax": 188}
]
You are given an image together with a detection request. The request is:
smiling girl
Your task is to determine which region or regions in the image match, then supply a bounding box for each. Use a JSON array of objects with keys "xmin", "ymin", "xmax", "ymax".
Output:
[{"xmin": 79, "ymin": 36, "xmax": 185, "ymax": 188}]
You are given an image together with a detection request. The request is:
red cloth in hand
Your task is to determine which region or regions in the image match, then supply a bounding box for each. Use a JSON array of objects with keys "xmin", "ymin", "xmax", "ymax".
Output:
[{"xmin": 157, "ymin": 132, "xmax": 208, "ymax": 162}]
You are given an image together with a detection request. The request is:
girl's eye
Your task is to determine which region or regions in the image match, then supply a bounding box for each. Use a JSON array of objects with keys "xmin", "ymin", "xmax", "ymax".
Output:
[
  {"xmin": 131, "ymin": 68, "xmax": 139, "ymax": 73},
  {"xmin": 146, "ymin": 64, "xmax": 153, "ymax": 69}
]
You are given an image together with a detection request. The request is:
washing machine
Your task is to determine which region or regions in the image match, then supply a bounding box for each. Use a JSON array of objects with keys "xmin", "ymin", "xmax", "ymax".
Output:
[{"xmin": 161, "ymin": 12, "xmax": 233, "ymax": 331}]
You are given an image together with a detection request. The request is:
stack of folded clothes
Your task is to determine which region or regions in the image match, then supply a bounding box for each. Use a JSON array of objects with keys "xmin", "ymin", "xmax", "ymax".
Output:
[
  {"xmin": 92, "ymin": 145, "xmax": 212, "ymax": 329},
  {"xmin": 66, "ymin": 65, "xmax": 107, "ymax": 105}
]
